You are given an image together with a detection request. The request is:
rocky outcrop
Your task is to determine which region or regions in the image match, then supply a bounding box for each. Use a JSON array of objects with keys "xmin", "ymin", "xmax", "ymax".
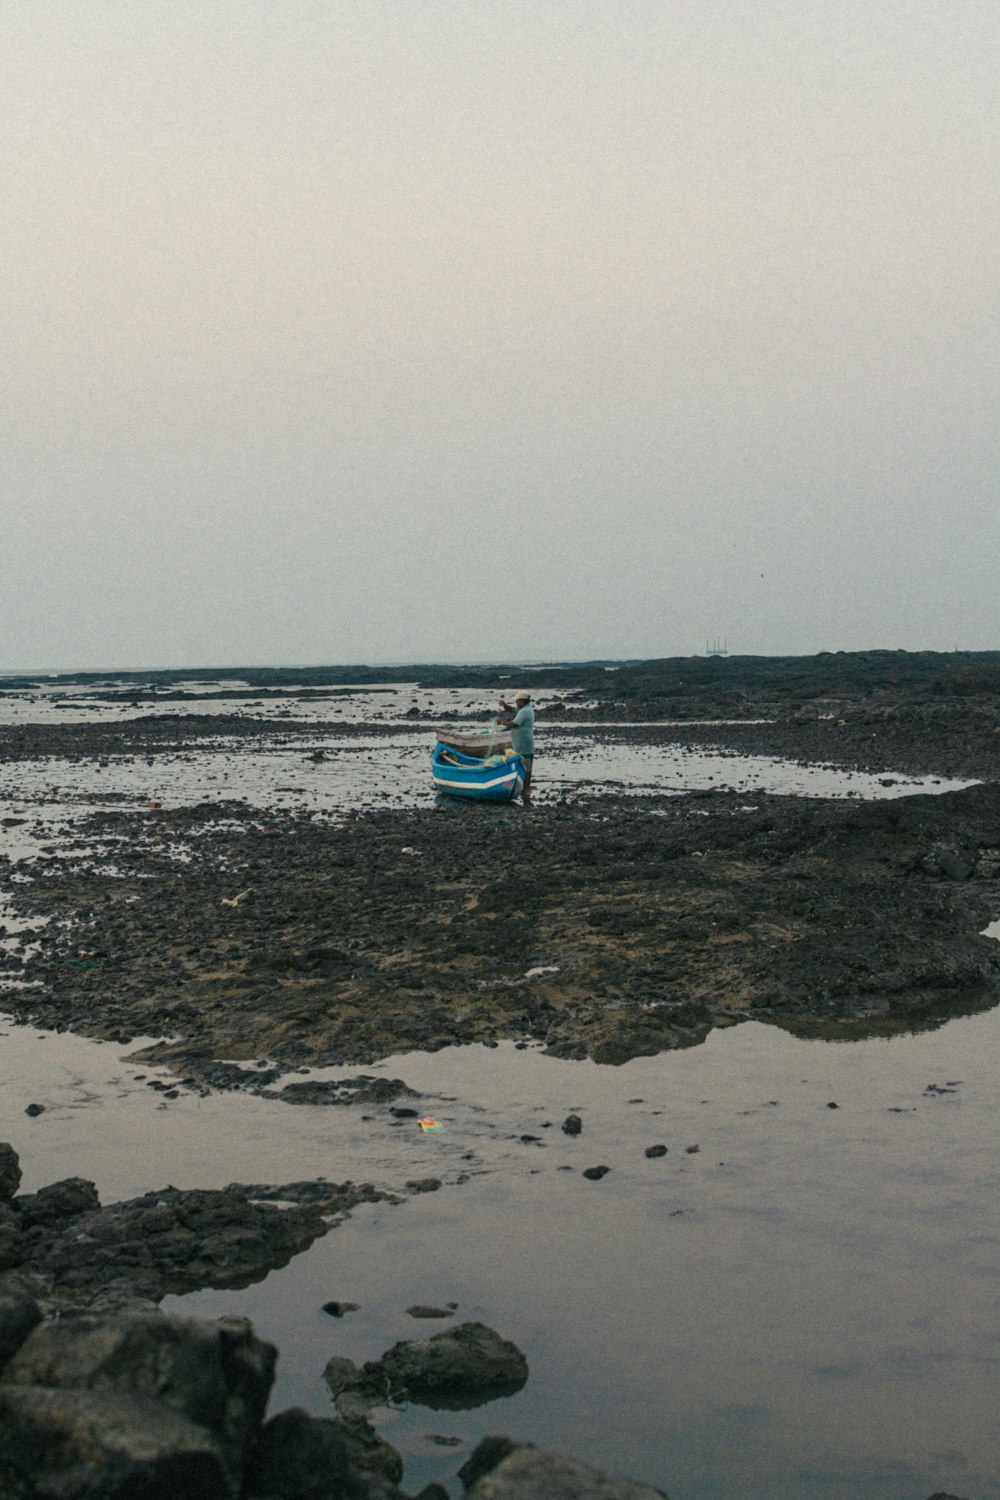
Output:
[
  {"xmin": 0, "ymin": 1143, "xmax": 389, "ymax": 1312},
  {"xmin": 8, "ymin": 781, "xmax": 1000, "ymax": 1072},
  {"xmin": 0, "ymin": 1302, "xmax": 274, "ymax": 1499},
  {"xmin": 341, "ymin": 1322, "xmax": 529, "ymax": 1412}
]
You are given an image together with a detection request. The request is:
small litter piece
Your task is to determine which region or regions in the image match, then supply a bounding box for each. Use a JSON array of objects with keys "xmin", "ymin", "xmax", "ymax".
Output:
[
  {"xmin": 221, "ymin": 889, "xmax": 253, "ymax": 908},
  {"xmin": 419, "ymin": 1117, "xmax": 444, "ymax": 1132}
]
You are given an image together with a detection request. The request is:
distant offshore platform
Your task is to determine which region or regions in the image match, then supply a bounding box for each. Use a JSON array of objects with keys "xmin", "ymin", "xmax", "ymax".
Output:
[{"xmin": 705, "ymin": 637, "xmax": 729, "ymax": 657}]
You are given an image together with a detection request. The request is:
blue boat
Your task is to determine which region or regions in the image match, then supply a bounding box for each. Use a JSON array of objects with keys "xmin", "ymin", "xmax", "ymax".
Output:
[{"xmin": 431, "ymin": 742, "xmax": 525, "ymax": 801}]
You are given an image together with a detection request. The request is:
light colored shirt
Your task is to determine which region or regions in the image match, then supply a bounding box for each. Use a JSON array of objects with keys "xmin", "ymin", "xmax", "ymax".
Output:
[{"xmin": 511, "ymin": 703, "xmax": 535, "ymax": 757}]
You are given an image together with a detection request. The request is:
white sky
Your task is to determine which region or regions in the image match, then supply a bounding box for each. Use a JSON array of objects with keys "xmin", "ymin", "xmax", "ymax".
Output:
[{"xmin": 3, "ymin": 0, "xmax": 998, "ymax": 670}]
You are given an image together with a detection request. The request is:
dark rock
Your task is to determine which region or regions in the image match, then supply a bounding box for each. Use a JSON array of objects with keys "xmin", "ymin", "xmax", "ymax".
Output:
[
  {"xmin": 644, "ymin": 1145, "xmax": 668, "ymax": 1159},
  {"xmin": 0, "ymin": 1291, "xmax": 41, "ymax": 1370},
  {"xmin": 0, "ymin": 1206, "xmax": 27, "ymax": 1270},
  {"xmin": 0, "ymin": 1144, "xmax": 21, "ymax": 1202},
  {"xmin": 582, "ymin": 1166, "xmax": 610, "ymax": 1180},
  {"xmin": 359, "ymin": 1322, "xmax": 528, "ymax": 1410},
  {"xmin": 407, "ymin": 1306, "xmax": 453, "ymax": 1319},
  {"xmin": 406, "ymin": 1178, "xmax": 442, "ymax": 1194},
  {"xmin": 16, "ymin": 1177, "xmax": 101, "ymax": 1229},
  {"xmin": 24, "ymin": 1184, "xmax": 343, "ymax": 1306},
  {"xmin": 321, "ymin": 1300, "xmax": 360, "ymax": 1318},
  {"xmin": 935, "ymin": 849, "xmax": 974, "ymax": 881},
  {"xmin": 335, "ymin": 1410, "xmax": 405, "ymax": 1486},
  {"xmin": 0, "ymin": 1384, "xmax": 236, "ymax": 1499},
  {"xmin": 277, "ymin": 1076, "xmax": 418, "ymax": 1107},
  {"xmin": 458, "ymin": 1435, "xmax": 522, "ymax": 1488},
  {"xmin": 24, "ymin": 1104, "xmax": 44, "ymax": 1118},
  {"xmin": 247, "ymin": 1406, "xmax": 403, "ymax": 1498},
  {"xmin": 2, "ymin": 1310, "xmax": 275, "ymax": 1472},
  {"xmin": 323, "ymin": 1355, "xmax": 362, "ymax": 1397},
  {"xmin": 561, "ymin": 1114, "xmax": 583, "ymax": 1135},
  {"xmin": 460, "ymin": 1438, "xmax": 670, "ymax": 1498}
]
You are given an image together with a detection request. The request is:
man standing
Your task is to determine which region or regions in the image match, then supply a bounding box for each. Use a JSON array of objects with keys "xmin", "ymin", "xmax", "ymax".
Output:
[{"xmin": 499, "ymin": 691, "xmax": 535, "ymax": 804}]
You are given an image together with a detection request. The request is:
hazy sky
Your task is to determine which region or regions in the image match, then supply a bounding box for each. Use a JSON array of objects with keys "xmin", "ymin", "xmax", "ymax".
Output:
[{"xmin": 4, "ymin": 1, "xmax": 998, "ymax": 669}]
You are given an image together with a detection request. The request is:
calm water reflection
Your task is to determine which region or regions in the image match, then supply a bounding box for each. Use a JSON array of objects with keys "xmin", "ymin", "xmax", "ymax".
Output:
[{"xmin": 160, "ymin": 1015, "xmax": 1000, "ymax": 1500}]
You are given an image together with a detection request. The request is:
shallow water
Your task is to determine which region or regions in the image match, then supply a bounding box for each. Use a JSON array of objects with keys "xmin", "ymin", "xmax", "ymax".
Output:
[
  {"xmin": 3, "ymin": 1010, "xmax": 998, "ymax": 1499},
  {"xmin": 0, "ymin": 727, "xmax": 969, "ymax": 848},
  {"xmin": 145, "ymin": 1007, "xmax": 999, "ymax": 1500}
]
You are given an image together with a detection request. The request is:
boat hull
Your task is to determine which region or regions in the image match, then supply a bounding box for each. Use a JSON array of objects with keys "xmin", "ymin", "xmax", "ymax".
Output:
[{"xmin": 431, "ymin": 743, "xmax": 525, "ymax": 801}]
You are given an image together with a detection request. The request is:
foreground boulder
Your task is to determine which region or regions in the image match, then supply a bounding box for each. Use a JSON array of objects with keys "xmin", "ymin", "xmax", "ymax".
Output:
[
  {"xmin": 0, "ymin": 1384, "xmax": 238, "ymax": 1498},
  {"xmin": 246, "ymin": 1405, "xmax": 403, "ymax": 1498},
  {"xmin": 0, "ymin": 1308, "xmax": 275, "ymax": 1498},
  {"xmin": 3, "ymin": 1310, "xmax": 274, "ymax": 1458}
]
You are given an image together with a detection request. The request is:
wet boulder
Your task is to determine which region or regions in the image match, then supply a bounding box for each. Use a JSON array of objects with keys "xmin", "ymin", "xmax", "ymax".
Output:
[
  {"xmin": 358, "ymin": 1322, "xmax": 528, "ymax": 1409},
  {"xmin": 0, "ymin": 1205, "xmax": 27, "ymax": 1270},
  {"xmin": 0, "ymin": 1291, "xmax": 41, "ymax": 1371},
  {"xmin": 459, "ymin": 1438, "xmax": 670, "ymax": 1498},
  {"xmin": 323, "ymin": 1354, "xmax": 363, "ymax": 1397},
  {"xmin": 2, "ymin": 1309, "xmax": 275, "ymax": 1482},
  {"xmin": 937, "ymin": 850, "xmax": 975, "ymax": 881},
  {"xmin": 0, "ymin": 1384, "xmax": 237, "ymax": 1499},
  {"xmin": 15, "ymin": 1177, "xmax": 100, "ymax": 1230},
  {"xmin": 276, "ymin": 1075, "xmax": 418, "ymax": 1107},
  {"xmin": 0, "ymin": 1143, "xmax": 21, "ymax": 1202},
  {"xmin": 246, "ymin": 1406, "xmax": 403, "ymax": 1499}
]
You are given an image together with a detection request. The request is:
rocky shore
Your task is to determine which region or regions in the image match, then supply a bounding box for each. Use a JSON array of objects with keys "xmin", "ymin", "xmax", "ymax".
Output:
[
  {"xmin": 3, "ymin": 782, "xmax": 1000, "ymax": 1079},
  {"xmin": 1, "ymin": 651, "xmax": 997, "ymax": 1498}
]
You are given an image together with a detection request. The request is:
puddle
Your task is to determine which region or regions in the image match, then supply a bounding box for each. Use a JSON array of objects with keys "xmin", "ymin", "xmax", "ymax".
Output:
[
  {"xmin": 0, "ymin": 1019, "xmax": 474, "ymax": 1204},
  {"xmin": 154, "ymin": 1014, "xmax": 1000, "ymax": 1500},
  {"xmin": 0, "ymin": 733, "xmax": 971, "ymax": 855}
]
